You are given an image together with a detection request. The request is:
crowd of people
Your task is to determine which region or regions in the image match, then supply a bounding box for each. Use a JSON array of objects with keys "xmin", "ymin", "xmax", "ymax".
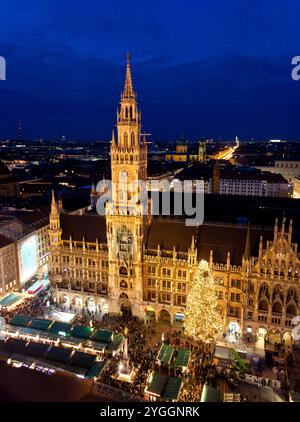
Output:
[
  {"xmin": 1, "ymin": 292, "xmax": 211, "ymax": 401},
  {"xmin": 0, "ymin": 288, "xmax": 52, "ymax": 323},
  {"xmin": 93, "ymin": 314, "xmax": 210, "ymax": 401},
  {"xmin": 99, "ymin": 315, "xmax": 158, "ymax": 398}
]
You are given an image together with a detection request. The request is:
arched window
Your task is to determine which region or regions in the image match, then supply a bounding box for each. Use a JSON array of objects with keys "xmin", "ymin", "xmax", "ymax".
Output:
[
  {"xmin": 272, "ymin": 284, "xmax": 284, "ymax": 302},
  {"xmin": 120, "ymin": 280, "xmax": 128, "ymax": 289},
  {"xmin": 131, "ymin": 132, "xmax": 135, "ymax": 146},
  {"xmin": 124, "ymin": 132, "xmax": 128, "ymax": 147},
  {"xmin": 125, "ymin": 107, "xmax": 128, "ymax": 119},
  {"xmin": 130, "ymin": 106, "xmax": 133, "ymax": 119},
  {"xmin": 287, "ymin": 287, "xmax": 298, "ymax": 304},
  {"xmin": 272, "ymin": 302, "xmax": 282, "ymax": 314},
  {"xmin": 286, "ymin": 303, "xmax": 297, "ymax": 317},
  {"xmin": 258, "ymin": 283, "xmax": 270, "ymax": 299},
  {"xmin": 119, "ymin": 266, "xmax": 128, "ymax": 276},
  {"xmin": 258, "ymin": 300, "xmax": 269, "ymax": 312}
]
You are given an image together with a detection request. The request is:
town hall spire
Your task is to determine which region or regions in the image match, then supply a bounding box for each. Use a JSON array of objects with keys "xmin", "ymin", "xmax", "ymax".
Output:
[{"xmin": 122, "ymin": 51, "xmax": 135, "ymax": 99}]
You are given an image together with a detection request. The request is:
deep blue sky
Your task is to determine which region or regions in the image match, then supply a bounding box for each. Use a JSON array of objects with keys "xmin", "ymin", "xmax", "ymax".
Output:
[{"xmin": 0, "ymin": 0, "xmax": 300, "ymax": 141}]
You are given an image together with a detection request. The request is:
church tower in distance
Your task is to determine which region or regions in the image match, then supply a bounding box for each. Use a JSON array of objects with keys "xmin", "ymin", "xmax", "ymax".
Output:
[{"xmin": 105, "ymin": 53, "xmax": 148, "ymax": 318}]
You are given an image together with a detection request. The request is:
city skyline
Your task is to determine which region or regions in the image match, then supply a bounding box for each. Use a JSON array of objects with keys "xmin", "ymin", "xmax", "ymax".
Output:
[
  {"xmin": 0, "ymin": 3, "xmax": 300, "ymax": 404},
  {"xmin": 1, "ymin": 0, "xmax": 300, "ymax": 140}
]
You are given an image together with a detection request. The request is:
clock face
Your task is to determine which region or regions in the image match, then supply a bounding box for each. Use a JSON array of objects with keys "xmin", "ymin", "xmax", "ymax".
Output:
[{"xmin": 54, "ymin": 236, "xmax": 58, "ymax": 242}]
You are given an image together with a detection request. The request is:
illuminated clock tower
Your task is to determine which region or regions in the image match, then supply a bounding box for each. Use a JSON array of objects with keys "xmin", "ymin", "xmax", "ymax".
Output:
[{"xmin": 106, "ymin": 53, "xmax": 148, "ymax": 318}]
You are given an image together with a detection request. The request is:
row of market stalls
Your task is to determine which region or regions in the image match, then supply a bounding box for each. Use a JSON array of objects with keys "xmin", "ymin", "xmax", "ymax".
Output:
[
  {"xmin": 0, "ymin": 275, "xmax": 50, "ymax": 311},
  {"xmin": 0, "ymin": 293, "xmax": 24, "ymax": 311},
  {"xmin": 0, "ymin": 314, "xmax": 125, "ymax": 380},
  {"xmin": 157, "ymin": 342, "xmax": 191, "ymax": 373},
  {"xmin": 144, "ymin": 342, "xmax": 191, "ymax": 401},
  {"xmin": 1, "ymin": 337, "xmax": 105, "ymax": 379},
  {"xmin": 145, "ymin": 373, "xmax": 183, "ymax": 402}
]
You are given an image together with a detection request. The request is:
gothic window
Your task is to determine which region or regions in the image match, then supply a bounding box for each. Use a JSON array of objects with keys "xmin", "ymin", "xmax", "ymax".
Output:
[
  {"xmin": 125, "ymin": 107, "xmax": 128, "ymax": 119},
  {"xmin": 258, "ymin": 299, "xmax": 269, "ymax": 312},
  {"xmin": 272, "ymin": 284, "xmax": 284, "ymax": 302},
  {"xmin": 258, "ymin": 282, "xmax": 270, "ymax": 299},
  {"xmin": 130, "ymin": 106, "xmax": 133, "ymax": 119},
  {"xmin": 124, "ymin": 132, "xmax": 128, "ymax": 147},
  {"xmin": 131, "ymin": 132, "xmax": 135, "ymax": 146},
  {"xmin": 286, "ymin": 303, "xmax": 297, "ymax": 317},
  {"xmin": 272, "ymin": 302, "xmax": 282, "ymax": 314},
  {"xmin": 120, "ymin": 280, "xmax": 128, "ymax": 289},
  {"xmin": 119, "ymin": 266, "xmax": 128, "ymax": 276},
  {"xmin": 287, "ymin": 287, "xmax": 298, "ymax": 304}
]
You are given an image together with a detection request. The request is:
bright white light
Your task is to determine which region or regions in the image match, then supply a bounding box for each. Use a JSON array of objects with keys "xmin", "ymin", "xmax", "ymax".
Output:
[
  {"xmin": 52, "ymin": 310, "xmax": 75, "ymax": 323},
  {"xmin": 19, "ymin": 235, "xmax": 38, "ymax": 285}
]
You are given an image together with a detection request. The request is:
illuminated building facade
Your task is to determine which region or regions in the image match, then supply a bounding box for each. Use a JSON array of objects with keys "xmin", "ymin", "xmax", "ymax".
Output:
[
  {"xmin": 0, "ymin": 210, "xmax": 49, "ymax": 293},
  {"xmin": 0, "ymin": 235, "xmax": 18, "ymax": 297},
  {"xmin": 49, "ymin": 57, "xmax": 300, "ymax": 343}
]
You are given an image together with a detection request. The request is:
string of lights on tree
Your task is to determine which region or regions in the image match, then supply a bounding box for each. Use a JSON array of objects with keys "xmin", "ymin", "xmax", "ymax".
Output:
[{"xmin": 184, "ymin": 260, "xmax": 222, "ymax": 344}]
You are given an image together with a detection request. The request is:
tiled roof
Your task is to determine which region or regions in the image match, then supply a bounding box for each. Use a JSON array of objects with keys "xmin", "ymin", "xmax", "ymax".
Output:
[{"xmin": 60, "ymin": 213, "xmax": 107, "ymax": 243}]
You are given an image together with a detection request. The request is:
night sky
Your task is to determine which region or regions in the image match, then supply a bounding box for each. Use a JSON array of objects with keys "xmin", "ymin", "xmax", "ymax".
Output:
[{"xmin": 0, "ymin": 0, "xmax": 300, "ymax": 141}]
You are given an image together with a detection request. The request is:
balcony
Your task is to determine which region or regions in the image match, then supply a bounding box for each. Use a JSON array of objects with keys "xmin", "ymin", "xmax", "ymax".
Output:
[
  {"xmin": 257, "ymin": 310, "xmax": 268, "ymax": 315},
  {"xmin": 271, "ymin": 311, "xmax": 282, "ymax": 317}
]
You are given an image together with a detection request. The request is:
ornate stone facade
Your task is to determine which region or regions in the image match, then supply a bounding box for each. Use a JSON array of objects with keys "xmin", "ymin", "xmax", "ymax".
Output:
[{"xmin": 49, "ymin": 57, "xmax": 300, "ymax": 343}]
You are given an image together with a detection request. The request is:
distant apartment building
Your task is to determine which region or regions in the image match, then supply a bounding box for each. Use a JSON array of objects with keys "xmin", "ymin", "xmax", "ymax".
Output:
[
  {"xmin": 255, "ymin": 159, "xmax": 300, "ymax": 184},
  {"xmin": 177, "ymin": 164, "xmax": 289, "ymax": 197},
  {"xmin": 217, "ymin": 171, "xmax": 289, "ymax": 197}
]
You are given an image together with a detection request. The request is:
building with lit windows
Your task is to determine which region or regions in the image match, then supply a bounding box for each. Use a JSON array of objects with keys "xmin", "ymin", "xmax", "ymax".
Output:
[
  {"xmin": 0, "ymin": 210, "xmax": 49, "ymax": 291},
  {"xmin": 49, "ymin": 56, "xmax": 300, "ymax": 345},
  {"xmin": 0, "ymin": 235, "xmax": 18, "ymax": 298}
]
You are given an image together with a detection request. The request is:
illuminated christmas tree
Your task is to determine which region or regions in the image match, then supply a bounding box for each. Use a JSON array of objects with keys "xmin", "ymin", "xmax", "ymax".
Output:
[{"xmin": 184, "ymin": 260, "xmax": 222, "ymax": 344}]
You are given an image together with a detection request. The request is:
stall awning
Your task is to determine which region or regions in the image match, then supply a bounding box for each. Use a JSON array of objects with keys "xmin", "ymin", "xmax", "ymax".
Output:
[
  {"xmin": 71, "ymin": 325, "xmax": 94, "ymax": 340},
  {"xmin": 10, "ymin": 315, "xmax": 32, "ymax": 327},
  {"xmin": 91, "ymin": 329, "xmax": 113, "ymax": 343},
  {"xmin": 175, "ymin": 349, "xmax": 191, "ymax": 369},
  {"xmin": 163, "ymin": 377, "xmax": 183, "ymax": 401},
  {"xmin": 146, "ymin": 373, "xmax": 168, "ymax": 397},
  {"xmin": 29, "ymin": 318, "xmax": 52, "ymax": 331},
  {"xmin": 157, "ymin": 343, "xmax": 174, "ymax": 366},
  {"xmin": 48, "ymin": 321, "xmax": 73, "ymax": 336},
  {"xmin": 0, "ymin": 294, "xmax": 22, "ymax": 308},
  {"xmin": 70, "ymin": 351, "xmax": 96, "ymax": 369},
  {"xmin": 83, "ymin": 340, "xmax": 107, "ymax": 352},
  {"xmin": 86, "ymin": 361, "xmax": 105, "ymax": 379}
]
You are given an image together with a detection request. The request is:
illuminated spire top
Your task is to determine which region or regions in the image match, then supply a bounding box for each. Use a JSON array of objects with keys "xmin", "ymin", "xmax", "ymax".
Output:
[
  {"xmin": 50, "ymin": 189, "xmax": 59, "ymax": 216},
  {"xmin": 51, "ymin": 189, "xmax": 56, "ymax": 206},
  {"xmin": 122, "ymin": 51, "xmax": 135, "ymax": 99}
]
